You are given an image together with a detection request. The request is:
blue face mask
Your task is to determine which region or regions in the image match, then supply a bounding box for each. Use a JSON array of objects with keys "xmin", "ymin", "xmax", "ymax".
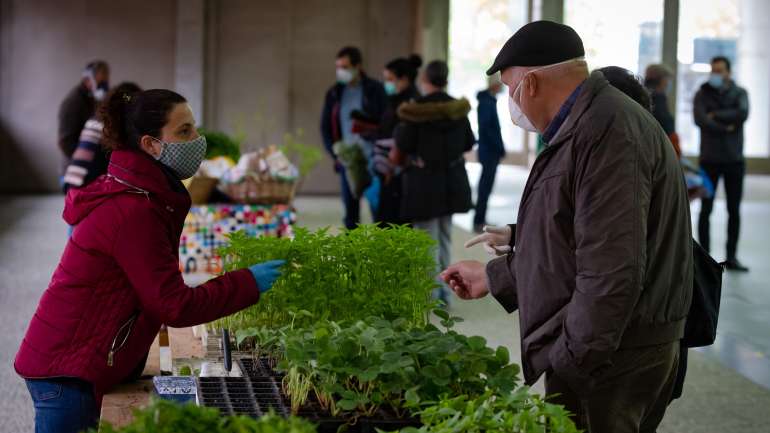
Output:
[
  {"xmin": 384, "ymin": 81, "xmax": 397, "ymax": 95},
  {"xmin": 708, "ymin": 73, "xmax": 724, "ymax": 89}
]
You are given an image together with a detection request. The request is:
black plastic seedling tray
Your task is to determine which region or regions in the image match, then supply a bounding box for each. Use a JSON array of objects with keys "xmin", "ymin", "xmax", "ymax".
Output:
[
  {"xmin": 238, "ymin": 357, "xmax": 282, "ymax": 379},
  {"xmin": 199, "ymin": 357, "xmax": 422, "ymax": 432},
  {"xmin": 197, "ymin": 376, "xmax": 289, "ymax": 418}
]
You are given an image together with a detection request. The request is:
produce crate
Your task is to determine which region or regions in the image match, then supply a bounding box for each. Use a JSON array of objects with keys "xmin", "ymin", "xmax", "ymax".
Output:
[{"xmin": 179, "ymin": 204, "xmax": 296, "ymax": 274}]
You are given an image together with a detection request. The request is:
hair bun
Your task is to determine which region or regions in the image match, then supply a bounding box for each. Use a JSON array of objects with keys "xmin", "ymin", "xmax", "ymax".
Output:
[{"xmin": 408, "ymin": 54, "xmax": 423, "ymax": 69}]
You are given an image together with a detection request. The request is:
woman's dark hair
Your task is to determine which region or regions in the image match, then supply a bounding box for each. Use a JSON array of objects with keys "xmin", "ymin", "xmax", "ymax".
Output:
[
  {"xmin": 101, "ymin": 88, "xmax": 186, "ymax": 150},
  {"xmin": 598, "ymin": 66, "xmax": 652, "ymax": 112},
  {"xmin": 385, "ymin": 54, "xmax": 423, "ymax": 83},
  {"xmin": 425, "ymin": 60, "xmax": 449, "ymax": 88},
  {"xmin": 337, "ymin": 46, "xmax": 363, "ymax": 66},
  {"xmin": 98, "ymin": 81, "xmax": 141, "ymax": 112}
]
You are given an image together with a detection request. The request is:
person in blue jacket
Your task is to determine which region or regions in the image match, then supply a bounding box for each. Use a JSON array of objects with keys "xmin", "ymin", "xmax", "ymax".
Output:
[
  {"xmin": 320, "ymin": 46, "xmax": 387, "ymax": 229},
  {"xmin": 473, "ymin": 74, "xmax": 506, "ymax": 233}
]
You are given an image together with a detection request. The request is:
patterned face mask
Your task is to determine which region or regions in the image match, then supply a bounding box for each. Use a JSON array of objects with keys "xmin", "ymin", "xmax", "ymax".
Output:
[{"xmin": 151, "ymin": 135, "xmax": 207, "ymax": 180}]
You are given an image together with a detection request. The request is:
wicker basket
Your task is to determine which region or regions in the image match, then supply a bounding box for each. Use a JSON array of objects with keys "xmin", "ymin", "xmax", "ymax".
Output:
[
  {"xmin": 186, "ymin": 176, "xmax": 220, "ymax": 205},
  {"xmin": 223, "ymin": 177, "xmax": 297, "ymax": 204}
]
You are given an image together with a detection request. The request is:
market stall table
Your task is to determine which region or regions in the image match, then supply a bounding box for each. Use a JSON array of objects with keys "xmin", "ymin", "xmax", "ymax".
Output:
[{"xmin": 98, "ymin": 326, "xmax": 204, "ymax": 430}]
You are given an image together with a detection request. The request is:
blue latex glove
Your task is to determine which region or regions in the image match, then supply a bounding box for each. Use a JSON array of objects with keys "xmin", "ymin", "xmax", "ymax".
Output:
[{"xmin": 249, "ymin": 260, "xmax": 286, "ymax": 293}]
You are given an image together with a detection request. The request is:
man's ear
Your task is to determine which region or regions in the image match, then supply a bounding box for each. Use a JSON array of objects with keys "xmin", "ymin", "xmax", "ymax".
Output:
[{"xmin": 525, "ymin": 73, "xmax": 538, "ymax": 98}]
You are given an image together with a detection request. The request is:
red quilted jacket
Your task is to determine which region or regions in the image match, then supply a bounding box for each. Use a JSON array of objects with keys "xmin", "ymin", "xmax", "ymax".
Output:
[{"xmin": 15, "ymin": 149, "xmax": 258, "ymax": 402}]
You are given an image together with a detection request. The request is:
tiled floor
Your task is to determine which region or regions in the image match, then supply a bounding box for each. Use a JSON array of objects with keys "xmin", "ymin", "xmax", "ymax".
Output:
[{"xmin": 1, "ymin": 165, "xmax": 769, "ymax": 432}]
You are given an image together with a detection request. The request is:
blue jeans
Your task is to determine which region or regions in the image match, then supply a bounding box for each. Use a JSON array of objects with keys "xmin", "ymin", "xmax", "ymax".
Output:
[
  {"xmin": 26, "ymin": 378, "xmax": 99, "ymax": 433},
  {"xmin": 413, "ymin": 216, "xmax": 453, "ymax": 304}
]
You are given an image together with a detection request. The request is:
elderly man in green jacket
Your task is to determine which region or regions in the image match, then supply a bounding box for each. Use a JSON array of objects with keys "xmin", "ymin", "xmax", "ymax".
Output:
[{"xmin": 442, "ymin": 21, "xmax": 692, "ymax": 433}]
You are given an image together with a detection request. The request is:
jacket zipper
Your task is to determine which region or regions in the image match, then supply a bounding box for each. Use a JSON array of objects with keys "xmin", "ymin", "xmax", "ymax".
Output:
[
  {"xmin": 107, "ymin": 313, "xmax": 138, "ymax": 367},
  {"xmin": 106, "ymin": 174, "xmax": 150, "ymax": 200}
]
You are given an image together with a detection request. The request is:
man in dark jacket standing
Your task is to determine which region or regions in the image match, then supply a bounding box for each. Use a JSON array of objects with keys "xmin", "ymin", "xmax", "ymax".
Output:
[
  {"xmin": 320, "ymin": 46, "xmax": 387, "ymax": 229},
  {"xmin": 694, "ymin": 56, "xmax": 750, "ymax": 271},
  {"xmin": 473, "ymin": 74, "xmax": 506, "ymax": 233},
  {"xmin": 441, "ymin": 21, "xmax": 692, "ymax": 433},
  {"xmin": 58, "ymin": 60, "xmax": 110, "ymax": 177}
]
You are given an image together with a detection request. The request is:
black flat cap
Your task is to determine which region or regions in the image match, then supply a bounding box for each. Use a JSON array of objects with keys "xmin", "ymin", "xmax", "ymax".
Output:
[{"xmin": 486, "ymin": 20, "xmax": 585, "ymax": 75}]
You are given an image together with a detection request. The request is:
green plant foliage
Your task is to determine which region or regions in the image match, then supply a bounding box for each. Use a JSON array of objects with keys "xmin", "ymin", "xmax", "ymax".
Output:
[
  {"xmin": 279, "ymin": 129, "xmax": 322, "ymax": 179},
  {"xmin": 93, "ymin": 399, "xmax": 317, "ymax": 433},
  {"xmin": 199, "ymin": 128, "xmax": 242, "ymax": 162},
  {"xmin": 398, "ymin": 390, "xmax": 579, "ymax": 433},
  {"xmin": 272, "ymin": 316, "xmax": 520, "ymax": 420},
  {"xmin": 214, "ymin": 225, "xmax": 438, "ymax": 331},
  {"xmin": 332, "ymin": 141, "xmax": 370, "ymax": 198}
]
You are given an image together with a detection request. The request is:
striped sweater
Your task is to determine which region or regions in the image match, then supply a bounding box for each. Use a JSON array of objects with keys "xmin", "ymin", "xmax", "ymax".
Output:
[{"xmin": 63, "ymin": 118, "xmax": 109, "ymax": 191}]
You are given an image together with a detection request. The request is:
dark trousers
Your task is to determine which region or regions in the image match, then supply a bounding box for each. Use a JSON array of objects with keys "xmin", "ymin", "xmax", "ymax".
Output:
[
  {"xmin": 545, "ymin": 341, "xmax": 679, "ymax": 433},
  {"xmin": 698, "ymin": 161, "xmax": 745, "ymax": 260},
  {"xmin": 340, "ymin": 170, "xmax": 360, "ymax": 230},
  {"xmin": 375, "ymin": 174, "xmax": 403, "ymax": 225},
  {"xmin": 473, "ymin": 160, "xmax": 499, "ymax": 225},
  {"xmin": 340, "ymin": 170, "xmax": 376, "ymax": 230}
]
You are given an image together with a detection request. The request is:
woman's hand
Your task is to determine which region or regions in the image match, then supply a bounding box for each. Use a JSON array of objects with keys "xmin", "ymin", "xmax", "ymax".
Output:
[
  {"xmin": 440, "ymin": 261, "xmax": 489, "ymax": 300},
  {"xmin": 248, "ymin": 260, "xmax": 286, "ymax": 293},
  {"xmin": 464, "ymin": 225, "xmax": 512, "ymax": 256}
]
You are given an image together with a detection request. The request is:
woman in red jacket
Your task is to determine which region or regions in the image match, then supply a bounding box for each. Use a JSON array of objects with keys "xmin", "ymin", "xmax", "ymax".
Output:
[{"xmin": 15, "ymin": 88, "xmax": 284, "ymax": 433}]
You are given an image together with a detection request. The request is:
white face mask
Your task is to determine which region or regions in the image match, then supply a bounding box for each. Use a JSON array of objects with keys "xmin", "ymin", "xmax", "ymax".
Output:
[
  {"xmin": 508, "ymin": 83, "xmax": 538, "ymax": 133},
  {"xmin": 506, "ymin": 58, "xmax": 584, "ymax": 133},
  {"xmin": 336, "ymin": 68, "xmax": 356, "ymax": 85}
]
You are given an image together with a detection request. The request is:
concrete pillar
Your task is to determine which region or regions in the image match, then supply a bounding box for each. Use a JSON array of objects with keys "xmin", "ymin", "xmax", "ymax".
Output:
[
  {"xmin": 738, "ymin": 0, "xmax": 770, "ymax": 158},
  {"xmin": 662, "ymin": 0, "xmax": 679, "ymax": 116},
  {"xmin": 538, "ymin": 0, "xmax": 564, "ymax": 23},
  {"xmin": 175, "ymin": 0, "xmax": 206, "ymax": 125},
  {"xmin": 414, "ymin": 0, "xmax": 449, "ymax": 62}
]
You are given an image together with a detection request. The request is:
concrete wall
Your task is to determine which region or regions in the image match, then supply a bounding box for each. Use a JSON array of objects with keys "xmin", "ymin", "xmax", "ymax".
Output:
[
  {"xmin": 0, "ymin": 0, "xmax": 430, "ymax": 193},
  {"xmin": 0, "ymin": 0, "xmax": 177, "ymax": 193},
  {"xmin": 208, "ymin": 0, "xmax": 417, "ymax": 194}
]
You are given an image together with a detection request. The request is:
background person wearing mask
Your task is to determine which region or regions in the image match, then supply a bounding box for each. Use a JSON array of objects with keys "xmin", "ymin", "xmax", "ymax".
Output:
[
  {"xmin": 320, "ymin": 46, "xmax": 387, "ymax": 229},
  {"xmin": 16, "ymin": 88, "xmax": 285, "ymax": 433},
  {"xmin": 644, "ymin": 64, "xmax": 680, "ymax": 158},
  {"xmin": 58, "ymin": 60, "xmax": 110, "ymax": 181},
  {"xmin": 392, "ymin": 60, "xmax": 474, "ymax": 302},
  {"xmin": 694, "ymin": 56, "xmax": 750, "ymax": 272},
  {"xmin": 372, "ymin": 54, "xmax": 422, "ymax": 224},
  {"xmin": 63, "ymin": 82, "xmax": 142, "ymax": 192},
  {"xmin": 473, "ymin": 73, "xmax": 506, "ymax": 233},
  {"xmin": 441, "ymin": 21, "xmax": 692, "ymax": 433}
]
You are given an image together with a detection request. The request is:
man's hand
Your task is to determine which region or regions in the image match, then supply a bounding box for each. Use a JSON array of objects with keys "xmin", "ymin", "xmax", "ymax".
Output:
[
  {"xmin": 464, "ymin": 225, "xmax": 512, "ymax": 256},
  {"xmin": 440, "ymin": 261, "xmax": 489, "ymax": 300}
]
